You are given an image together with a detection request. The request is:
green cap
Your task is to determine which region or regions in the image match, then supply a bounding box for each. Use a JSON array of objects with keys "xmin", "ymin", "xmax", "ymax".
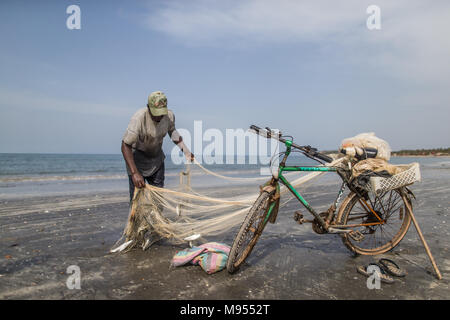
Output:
[{"xmin": 148, "ymin": 91, "xmax": 168, "ymax": 116}]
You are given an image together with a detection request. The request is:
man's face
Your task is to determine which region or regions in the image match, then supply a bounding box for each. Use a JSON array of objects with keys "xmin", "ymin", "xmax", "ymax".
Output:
[
  {"xmin": 152, "ymin": 115, "xmax": 163, "ymax": 122},
  {"xmin": 147, "ymin": 104, "xmax": 164, "ymax": 122}
]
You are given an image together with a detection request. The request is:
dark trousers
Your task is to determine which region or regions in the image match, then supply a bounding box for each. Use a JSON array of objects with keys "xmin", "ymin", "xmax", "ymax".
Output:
[{"xmin": 128, "ymin": 162, "xmax": 165, "ymax": 202}]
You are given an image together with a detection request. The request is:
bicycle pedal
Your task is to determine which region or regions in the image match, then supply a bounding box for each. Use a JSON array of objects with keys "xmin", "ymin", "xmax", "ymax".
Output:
[
  {"xmin": 349, "ymin": 230, "xmax": 364, "ymax": 242},
  {"xmin": 293, "ymin": 211, "xmax": 305, "ymax": 224},
  {"xmin": 327, "ymin": 227, "xmax": 352, "ymax": 234}
]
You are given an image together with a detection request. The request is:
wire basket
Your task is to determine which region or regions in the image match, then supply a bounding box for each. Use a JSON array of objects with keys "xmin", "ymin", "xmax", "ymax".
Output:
[{"xmin": 368, "ymin": 162, "xmax": 421, "ymax": 194}]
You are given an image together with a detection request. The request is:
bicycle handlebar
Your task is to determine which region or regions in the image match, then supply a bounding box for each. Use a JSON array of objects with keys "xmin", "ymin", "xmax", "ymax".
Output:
[
  {"xmin": 249, "ymin": 125, "xmax": 333, "ymax": 163},
  {"xmin": 313, "ymin": 152, "xmax": 334, "ymax": 163}
]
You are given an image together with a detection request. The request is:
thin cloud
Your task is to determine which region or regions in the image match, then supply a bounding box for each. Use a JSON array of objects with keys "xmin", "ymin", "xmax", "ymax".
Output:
[
  {"xmin": 145, "ymin": 0, "xmax": 450, "ymax": 83},
  {"xmin": 146, "ymin": 0, "xmax": 366, "ymax": 44}
]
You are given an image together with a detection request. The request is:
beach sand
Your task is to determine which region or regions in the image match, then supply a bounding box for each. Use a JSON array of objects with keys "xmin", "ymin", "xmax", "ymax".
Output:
[{"xmin": 1, "ymin": 174, "xmax": 449, "ymax": 300}]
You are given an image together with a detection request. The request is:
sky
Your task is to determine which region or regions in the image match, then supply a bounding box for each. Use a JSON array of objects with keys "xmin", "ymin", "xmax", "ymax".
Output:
[{"xmin": 0, "ymin": 0, "xmax": 449, "ymax": 154}]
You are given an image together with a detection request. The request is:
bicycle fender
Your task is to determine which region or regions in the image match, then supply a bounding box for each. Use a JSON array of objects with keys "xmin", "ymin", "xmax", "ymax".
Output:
[
  {"xmin": 261, "ymin": 184, "xmax": 280, "ymax": 224},
  {"xmin": 404, "ymin": 187, "xmax": 416, "ymax": 201},
  {"xmin": 268, "ymin": 198, "xmax": 280, "ymax": 224}
]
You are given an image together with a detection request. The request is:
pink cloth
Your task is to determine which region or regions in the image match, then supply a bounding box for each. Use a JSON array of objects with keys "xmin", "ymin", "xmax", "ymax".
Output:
[{"xmin": 171, "ymin": 242, "xmax": 230, "ymax": 274}]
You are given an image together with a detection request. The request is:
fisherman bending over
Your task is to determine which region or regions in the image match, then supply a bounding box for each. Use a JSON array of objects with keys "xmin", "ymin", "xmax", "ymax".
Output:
[{"xmin": 121, "ymin": 91, "xmax": 194, "ymax": 202}]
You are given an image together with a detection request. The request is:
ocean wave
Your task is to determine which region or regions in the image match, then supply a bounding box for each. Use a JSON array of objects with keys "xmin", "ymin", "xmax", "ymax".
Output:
[
  {"xmin": 421, "ymin": 161, "xmax": 450, "ymax": 169},
  {"xmin": 0, "ymin": 170, "xmax": 229, "ymax": 183},
  {"xmin": 0, "ymin": 174, "xmax": 129, "ymax": 183},
  {"xmin": 0, "ymin": 166, "xmax": 301, "ymax": 184},
  {"xmin": 0, "ymin": 168, "xmax": 119, "ymax": 176}
]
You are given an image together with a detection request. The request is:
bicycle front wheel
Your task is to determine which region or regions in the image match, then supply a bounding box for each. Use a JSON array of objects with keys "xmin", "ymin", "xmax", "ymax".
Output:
[
  {"xmin": 336, "ymin": 188, "xmax": 412, "ymax": 255},
  {"xmin": 227, "ymin": 191, "xmax": 273, "ymax": 273}
]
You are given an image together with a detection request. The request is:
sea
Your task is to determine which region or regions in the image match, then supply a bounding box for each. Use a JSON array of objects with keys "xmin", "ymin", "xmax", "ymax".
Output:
[{"xmin": 0, "ymin": 153, "xmax": 449, "ymax": 200}]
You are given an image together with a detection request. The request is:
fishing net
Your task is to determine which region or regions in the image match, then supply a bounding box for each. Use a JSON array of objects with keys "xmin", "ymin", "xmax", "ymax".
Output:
[
  {"xmin": 339, "ymin": 132, "xmax": 391, "ymax": 161},
  {"xmin": 111, "ymin": 157, "xmax": 345, "ymax": 253},
  {"xmin": 363, "ymin": 161, "xmax": 421, "ymax": 194}
]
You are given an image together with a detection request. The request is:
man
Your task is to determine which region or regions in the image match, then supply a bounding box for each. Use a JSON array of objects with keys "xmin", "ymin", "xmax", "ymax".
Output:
[{"xmin": 121, "ymin": 91, "xmax": 194, "ymax": 202}]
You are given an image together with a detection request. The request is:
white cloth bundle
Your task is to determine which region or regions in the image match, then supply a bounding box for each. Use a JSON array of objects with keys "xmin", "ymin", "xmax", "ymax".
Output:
[{"xmin": 340, "ymin": 132, "xmax": 391, "ymax": 161}]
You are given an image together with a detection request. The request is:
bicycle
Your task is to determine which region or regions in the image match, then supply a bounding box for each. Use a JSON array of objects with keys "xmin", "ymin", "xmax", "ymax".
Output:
[{"xmin": 226, "ymin": 125, "xmax": 414, "ymax": 273}]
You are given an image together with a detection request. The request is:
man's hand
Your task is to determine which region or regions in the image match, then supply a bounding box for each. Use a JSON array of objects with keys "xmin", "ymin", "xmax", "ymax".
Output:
[
  {"xmin": 185, "ymin": 152, "xmax": 195, "ymax": 162},
  {"xmin": 132, "ymin": 172, "xmax": 145, "ymax": 188},
  {"xmin": 121, "ymin": 142, "xmax": 145, "ymax": 188},
  {"xmin": 174, "ymin": 137, "xmax": 194, "ymax": 162}
]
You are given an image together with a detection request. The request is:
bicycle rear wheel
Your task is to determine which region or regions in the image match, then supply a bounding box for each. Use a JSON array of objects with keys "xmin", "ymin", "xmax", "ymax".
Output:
[
  {"xmin": 336, "ymin": 188, "xmax": 412, "ymax": 255},
  {"xmin": 227, "ymin": 191, "xmax": 273, "ymax": 273}
]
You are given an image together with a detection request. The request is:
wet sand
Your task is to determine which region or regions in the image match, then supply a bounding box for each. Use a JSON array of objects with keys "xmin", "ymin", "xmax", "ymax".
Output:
[{"xmin": 1, "ymin": 173, "xmax": 449, "ymax": 301}]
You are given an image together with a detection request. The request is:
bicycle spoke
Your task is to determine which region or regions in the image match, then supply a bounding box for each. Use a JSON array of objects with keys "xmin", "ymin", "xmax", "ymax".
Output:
[
  {"xmin": 387, "ymin": 201, "xmax": 403, "ymax": 219},
  {"xmin": 387, "ymin": 192, "xmax": 401, "ymax": 214},
  {"xmin": 379, "ymin": 225, "xmax": 393, "ymax": 242},
  {"xmin": 375, "ymin": 193, "xmax": 389, "ymax": 216},
  {"xmin": 340, "ymin": 189, "xmax": 411, "ymax": 254},
  {"xmin": 228, "ymin": 192, "xmax": 273, "ymax": 272}
]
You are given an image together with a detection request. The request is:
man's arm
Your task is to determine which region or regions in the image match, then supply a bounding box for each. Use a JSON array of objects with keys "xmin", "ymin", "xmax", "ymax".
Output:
[
  {"xmin": 121, "ymin": 141, "xmax": 145, "ymax": 188},
  {"xmin": 173, "ymin": 137, "xmax": 194, "ymax": 162},
  {"xmin": 167, "ymin": 111, "xmax": 194, "ymax": 161}
]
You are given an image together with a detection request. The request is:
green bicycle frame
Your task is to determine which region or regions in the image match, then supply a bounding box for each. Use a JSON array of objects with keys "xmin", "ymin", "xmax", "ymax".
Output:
[{"xmin": 264, "ymin": 140, "xmax": 338, "ymax": 227}]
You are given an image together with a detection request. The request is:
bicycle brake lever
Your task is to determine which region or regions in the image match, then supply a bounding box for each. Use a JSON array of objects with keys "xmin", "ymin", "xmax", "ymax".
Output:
[{"xmin": 265, "ymin": 127, "xmax": 283, "ymax": 139}]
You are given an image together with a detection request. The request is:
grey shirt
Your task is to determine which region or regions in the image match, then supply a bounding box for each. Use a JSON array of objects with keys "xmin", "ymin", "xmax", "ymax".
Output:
[{"xmin": 122, "ymin": 107, "xmax": 181, "ymax": 176}]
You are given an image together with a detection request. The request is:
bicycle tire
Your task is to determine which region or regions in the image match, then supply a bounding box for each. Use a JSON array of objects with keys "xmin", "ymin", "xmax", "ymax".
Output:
[
  {"xmin": 336, "ymin": 188, "xmax": 412, "ymax": 255},
  {"xmin": 227, "ymin": 191, "xmax": 273, "ymax": 273}
]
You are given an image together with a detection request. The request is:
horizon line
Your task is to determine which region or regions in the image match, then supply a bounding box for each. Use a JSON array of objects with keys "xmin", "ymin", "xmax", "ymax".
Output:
[{"xmin": 1, "ymin": 147, "xmax": 449, "ymax": 156}]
